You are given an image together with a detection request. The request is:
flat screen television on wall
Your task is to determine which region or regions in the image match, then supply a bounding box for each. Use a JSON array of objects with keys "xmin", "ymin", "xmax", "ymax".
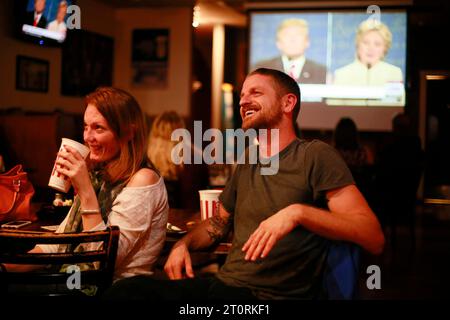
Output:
[
  {"xmin": 14, "ymin": 0, "xmax": 76, "ymax": 46},
  {"xmin": 248, "ymin": 9, "xmax": 408, "ymax": 131}
]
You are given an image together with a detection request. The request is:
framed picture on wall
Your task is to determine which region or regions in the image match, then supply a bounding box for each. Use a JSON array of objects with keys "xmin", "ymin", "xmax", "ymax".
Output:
[
  {"xmin": 131, "ymin": 28, "xmax": 170, "ymax": 88},
  {"xmin": 16, "ymin": 55, "xmax": 49, "ymax": 93}
]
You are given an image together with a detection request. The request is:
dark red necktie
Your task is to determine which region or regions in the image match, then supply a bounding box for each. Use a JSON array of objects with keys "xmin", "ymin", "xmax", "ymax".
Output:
[{"xmin": 288, "ymin": 64, "xmax": 296, "ymax": 80}]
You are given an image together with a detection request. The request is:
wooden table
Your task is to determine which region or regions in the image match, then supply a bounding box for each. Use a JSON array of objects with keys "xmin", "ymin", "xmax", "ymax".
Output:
[
  {"xmin": 20, "ymin": 206, "xmax": 197, "ymax": 232},
  {"xmin": 167, "ymin": 208, "xmax": 199, "ymax": 231},
  {"xmin": 157, "ymin": 208, "xmax": 231, "ymax": 271},
  {"xmin": 3, "ymin": 205, "xmax": 231, "ymax": 275},
  {"xmin": 17, "ymin": 205, "xmax": 231, "ymax": 254},
  {"xmin": 163, "ymin": 208, "xmax": 231, "ymax": 256}
]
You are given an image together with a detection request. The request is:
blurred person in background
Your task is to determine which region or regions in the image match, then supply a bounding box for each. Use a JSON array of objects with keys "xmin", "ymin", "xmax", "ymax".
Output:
[
  {"xmin": 148, "ymin": 111, "xmax": 186, "ymax": 208},
  {"xmin": 333, "ymin": 117, "xmax": 374, "ymax": 204}
]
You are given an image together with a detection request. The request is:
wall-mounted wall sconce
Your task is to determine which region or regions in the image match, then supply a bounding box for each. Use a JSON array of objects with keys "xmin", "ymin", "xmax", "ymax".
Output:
[{"xmin": 192, "ymin": 4, "xmax": 200, "ymax": 27}]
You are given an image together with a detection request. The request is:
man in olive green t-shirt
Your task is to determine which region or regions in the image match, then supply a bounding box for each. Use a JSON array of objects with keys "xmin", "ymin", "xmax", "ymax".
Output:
[
  {"xmin": 105, "ymin": 68, "xmax": 385, "ymax": 300},
  {"xmin": 216, "ymin": 138, "xmax": 355, "ymax": 299}
]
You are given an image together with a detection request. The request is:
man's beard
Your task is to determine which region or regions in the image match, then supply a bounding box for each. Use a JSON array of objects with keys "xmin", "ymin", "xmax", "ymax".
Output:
[{"xmin": 242, "ymin": 105, "xmax": 283, "ymax": 131}]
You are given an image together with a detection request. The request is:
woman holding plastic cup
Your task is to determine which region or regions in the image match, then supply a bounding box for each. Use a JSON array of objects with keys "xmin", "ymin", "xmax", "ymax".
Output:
[{"xmin": 3, "ymin": 87, "xmax": 169, "ymax": 283}]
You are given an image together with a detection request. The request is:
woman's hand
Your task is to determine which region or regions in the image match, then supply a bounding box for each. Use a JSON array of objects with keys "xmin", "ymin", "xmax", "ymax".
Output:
[
  {"xmin": 55, "ymin": 145, "xmax": 92, "ymax": 198},
  {"xmin": 56, "ymin": 144, "xmax": 101, "ymax": 230}
]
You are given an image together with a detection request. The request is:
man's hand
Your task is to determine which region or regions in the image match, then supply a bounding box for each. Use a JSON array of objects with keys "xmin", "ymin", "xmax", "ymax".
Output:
[
  {"xmin": 164, "ymin": 241, "xmax": 195, "ymax": 280},
  {"xmin": 242, "ymin": 204, "xmax": 300, "ymax": 261},
  {"xmin": 164, "ymin": 204, "xmax": 233, "ymax": 279}
]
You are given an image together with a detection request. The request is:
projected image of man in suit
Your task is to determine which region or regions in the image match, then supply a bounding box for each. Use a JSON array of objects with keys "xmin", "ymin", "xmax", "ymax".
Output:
[
  {"xmin": 25, "ymin": 0, "xmax": 48, "ymax": 28},
  {"xmin": 252, "ymin": 18, "xmax": 327, "ymax": 84}
]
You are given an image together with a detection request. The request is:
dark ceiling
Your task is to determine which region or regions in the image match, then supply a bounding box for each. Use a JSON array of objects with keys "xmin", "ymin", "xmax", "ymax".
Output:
[
  {"xmin": 96, "ymin": 0, "xmax": 450, "ymax": 26},
  {"xmin": 97, "ymin": 0, "xmax": 242, "ymax": 9},
  {"xmin": 95, "ymin": 0, "xmax": 362, "ymax": 11}
]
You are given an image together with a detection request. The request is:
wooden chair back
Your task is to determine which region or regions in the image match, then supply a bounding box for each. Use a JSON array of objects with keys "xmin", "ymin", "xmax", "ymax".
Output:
[{"xmin": 0, "ymin": 226, "xmax": 120, "ymax": 297}]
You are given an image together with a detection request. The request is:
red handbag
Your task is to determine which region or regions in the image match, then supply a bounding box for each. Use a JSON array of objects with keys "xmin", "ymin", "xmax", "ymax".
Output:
[{"xmin": 0, "ymin": 165, "xmax": 36, "ymax": 223}]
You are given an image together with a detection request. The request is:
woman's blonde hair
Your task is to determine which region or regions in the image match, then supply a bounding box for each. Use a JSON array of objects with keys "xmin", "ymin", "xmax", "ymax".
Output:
[
  {"xmin": 85, "ymin": 87, "xmax": 150, "ymax": 184},
  {"xmin": 148, "ymin": 111, "xmax": 185, "ymax": 181},
  {"xmin": 355, "ymin": 19, "xmax": 392, "ymax": 58}
]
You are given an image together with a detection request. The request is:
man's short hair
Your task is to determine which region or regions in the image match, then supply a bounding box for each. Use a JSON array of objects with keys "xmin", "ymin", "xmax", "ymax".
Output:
[
  {"xmin": 249, "ymin": 68, "xmax": 301, "ymax": 126},
  {"xmin": 276, "ymin": 18, "xmax": 309, "ymax": 40}
]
